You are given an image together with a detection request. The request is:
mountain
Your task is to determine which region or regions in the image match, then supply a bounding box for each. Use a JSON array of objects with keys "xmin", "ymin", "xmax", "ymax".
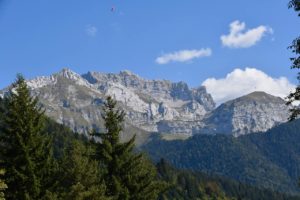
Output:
[
  {"xmin": 142, "ymin": 119, "xmax": 300, "ymax": 194},
  {"xmin": 1, "ymin": 68, "xmax": 299, "ymax": 196},
  {"xmin": 81, "ymin": 69, "xmax": 215, "ymax": 135},
  {"xmin": 1, "ymin": 69, "xmax": 214, "ymax": 136},
  {"xmin": 200, "ymin": 91, "xmax": 290, "ymax": 136},
  {"xmin": 41, "ymin": 112, "xmax": 300, "ymax": 200},
  {"xmin": 0, "ymin": 68, "xmax": 291, "ymax": 138}
]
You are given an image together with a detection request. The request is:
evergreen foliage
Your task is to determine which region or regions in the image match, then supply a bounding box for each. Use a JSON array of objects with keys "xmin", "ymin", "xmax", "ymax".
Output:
[
  {"xmin": 94, "ymin": 96, "xmax": 165, "ymax": 200},
  {"xmin": 142, "ymin": 119, "xmax": 300, "ymax": 195},
  {"xmin": 287, "ymin": 0, "xmax": 300, "ymax": 120},
  {"xmin": 0, "ymin": 169, "xmax": 7, "ymax": 200},
  {"xmin": 1, "ymin": 77, "xmax": 300, "ymax": 199},
  {"xmin": 156, "ymin": 159, "xmax": 300, "ymax": 200},
  {"xmin": 57, "ymin": 140, "xmax": 108, "ymax": 200},
  {"xmin": 0, "ymin": 75, "xmax": 55, "ymax": 200},
  {"xmin": 289, "ymin": 0, "xmax": 300, "ymax": 15},
  {"xmin": 157, "ymin": 159, "xmax": 233, "ymax": 200},
  {"xmin": 40, "ymin": 115, "xmax": 300, "ymax": 200}
]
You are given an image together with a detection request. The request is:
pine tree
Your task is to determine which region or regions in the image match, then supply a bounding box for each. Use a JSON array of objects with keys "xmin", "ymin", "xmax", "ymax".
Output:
[
  {"xmin": 58, "ymin": 140, "xmax": 108, "ymax": 200},
  {"xmin": 287, "ymin": 0, "xmax": 300, "ymax": 120},
  {"xmin": 0, "ymin": 98, "xmax": 6, "ymax": 200},
  {"xmin": 0, "ymin": 169, "xmax": 7, "ymax": 200},
  {"xmin": 94, "ymin": 96, "xmax": 165, "ymax": 200},
  {"xmin": 0, "ymin": 75, "xmax": 55, "ymax": 200}
]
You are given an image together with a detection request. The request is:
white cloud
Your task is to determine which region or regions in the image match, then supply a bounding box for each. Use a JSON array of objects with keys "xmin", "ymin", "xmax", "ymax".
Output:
[
  {"xmin": 156, "ymin": 48, "xmax": 212, "ymax": 64},
  {"xmin": 202, "ymin": 68, "xmax": 295, "ymax": 105},
  {"xmin": 86, "ymin": 25, "xmax": 98, "ymax": 37},
  {"xmin": 221, "ymin": 21, "xmax": 273, "ymax": 48}
]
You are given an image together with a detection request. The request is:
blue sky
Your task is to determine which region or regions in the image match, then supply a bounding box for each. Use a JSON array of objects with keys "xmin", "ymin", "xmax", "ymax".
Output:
[{"xmin": 0, "ymin": 0, "xmax": 299, "ymax": 102}]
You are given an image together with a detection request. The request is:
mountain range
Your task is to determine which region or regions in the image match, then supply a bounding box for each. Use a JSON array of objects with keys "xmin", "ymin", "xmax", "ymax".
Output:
[
  {"xmin": 0, "ymin": 68, "xmax": 291, "ymax": 140},
  {"xmin": 1, "ymin": 68, "xmax": 299, "ymax": 195}
]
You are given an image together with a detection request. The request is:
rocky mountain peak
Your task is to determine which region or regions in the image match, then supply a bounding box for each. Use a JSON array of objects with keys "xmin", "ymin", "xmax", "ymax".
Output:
[
  {"xmin": 119, "ymin": 70, "xmax": 139, "ymax": 77},
  {"xmin": 19, "ymin": 68, "xmax": 216, "ymax": 136},
  {"xmin": 21, "ymin": 68, "xmax": 78, "ymax": 90},
  {"xmin": 59, "ymin": 67, "xmax": 74, "ymax": 75},
  {"xmin": 234, "ymin": 91, "xmax": 285, "ymax": 104},
  {"xmin": 202, "ymin": 92, "xmax": 290, "ymax": 136},
  {"xmin": 81, "ymin": 71, "xmax": 98, "ymax": 84},
  {"xmin": 53, "ymin": 68, "xmax": 92, "ymax": 88},
  {"xmin": 2, "ymin": 68, "xmax": 291, "ymax": 138},
  {"xmin": 57, "ymin": 68, "xmax": 82, "ymax": 81}
]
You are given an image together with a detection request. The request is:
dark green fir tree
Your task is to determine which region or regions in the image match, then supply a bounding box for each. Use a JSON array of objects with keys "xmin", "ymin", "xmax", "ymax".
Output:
[
  {"xmin": 0, "ymin": 168, "xmax": 7, "ymax": 200},
  {"xmin": 58, "ymin": 140, "xmax": 108, "ymax": 200},
  {"xmin": 0, "ymin": 75, "xmax": 55, "ymax": 200},
  {"xmin": 94, "ymin": 96, "xmax": 165, "ymax": 200},
  {"xmin": 287, "ymin": 0, "xmax": 300, "ymax": 120}
]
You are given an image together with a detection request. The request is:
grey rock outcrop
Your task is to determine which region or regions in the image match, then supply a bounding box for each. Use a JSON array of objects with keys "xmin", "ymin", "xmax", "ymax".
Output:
[
  {"xmin": 79, "ymin": 70, "xmax": 215, "ymax": 134},
  {"xmin": 12, "ymin": 68, "xmax": 215, "ymax": 137},
  {"xmin": 201, "ymin": 91, "xmax": 290, "ymax": 136},
  {"xmin": 1, "ymin": 69, "xmax": 291, "ymax": 138}
]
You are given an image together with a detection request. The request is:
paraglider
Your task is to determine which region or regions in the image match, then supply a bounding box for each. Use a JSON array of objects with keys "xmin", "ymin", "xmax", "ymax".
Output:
[{"xmin": 111, "ymin": 5, "xmax": 116, "ymax": 12}]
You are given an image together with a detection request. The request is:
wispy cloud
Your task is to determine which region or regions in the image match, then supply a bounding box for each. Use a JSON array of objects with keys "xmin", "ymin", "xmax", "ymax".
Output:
[
  {"xmin": 202, "ymin": 68, "xmax": 295, "ymax": 105},
  {"xmin": 221, "ymin": 21, "xmax": 273, "ymax": 48},
  {"xmin": 85, "ymin": 25, "xmax": 98, "ymax": 37},
  {"xmin": 156, "ymin": 48, "xmax": 212, "ymax": 64}
]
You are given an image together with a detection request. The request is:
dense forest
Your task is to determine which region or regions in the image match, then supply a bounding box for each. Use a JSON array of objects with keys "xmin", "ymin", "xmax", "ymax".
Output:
[
  {"xmin": 0, "ymin": 76, "xmax": 163, "ymax": 200},
  {"xmin": 156, "ymin": 159, "xmax": 300, "ymax": 200},
  {"xmin": 143, "ymin": 119, "xmax": 300, "ymax": 195},
  {"xmin": 47, "ymin": 119, "xmax": 300, "ymax": 200},
  {"xmin": 1, "ymin": 76, "xmax": 300, "ymax": 199},
  {"xmin": 0, "ymin": 0, "xmax": 299, "ymax": 199}
]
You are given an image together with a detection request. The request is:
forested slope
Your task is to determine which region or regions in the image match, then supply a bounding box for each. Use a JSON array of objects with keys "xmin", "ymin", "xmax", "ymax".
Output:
[{"xmin": 143, "ymin": 119, "xmax": 300, "ymax": 194}]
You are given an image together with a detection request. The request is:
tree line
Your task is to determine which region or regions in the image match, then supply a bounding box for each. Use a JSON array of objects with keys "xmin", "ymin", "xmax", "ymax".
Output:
[
  {"xmin": 2, "ymin": 75, "xmax": 300, "ymax": 200},
  {"xmin": 0, "ymin": 75, "xmax": 165, "ymax": 200},
  {"xmin": 0, "ymin": 1, "xmax": 299, "ymax": 199},
  {"xmin": 0, "ymin": 76, "xmax": 238, "ymax": 200}
]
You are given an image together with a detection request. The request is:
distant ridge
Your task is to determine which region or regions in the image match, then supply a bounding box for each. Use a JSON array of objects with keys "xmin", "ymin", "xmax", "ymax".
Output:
[{"xmin": 0, "ymin": 68, "xmax": 291, "ymax": 138}]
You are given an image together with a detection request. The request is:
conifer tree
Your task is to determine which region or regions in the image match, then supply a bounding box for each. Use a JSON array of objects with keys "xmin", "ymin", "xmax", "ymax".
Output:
[
  {"xmin": 0, "ymin": 75, "xmax": 55, "ymax": 200},
  {"xmin": 287, "ymin": 0, "xmax": 300, "ymax": 120},
  {"xmin": 58, "ymin": 140, "xmax": 108, "ymax": 200},
  {"xmin": 0, "ymin": 169, "xmax": 7, "ymax": 200},
  {"xmin": 94, "ymin": 96, "xmax": 164, "ymax": 200}
]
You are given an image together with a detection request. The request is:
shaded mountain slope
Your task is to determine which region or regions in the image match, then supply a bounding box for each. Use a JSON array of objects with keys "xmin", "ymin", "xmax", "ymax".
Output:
[{"xmin": 143, "ymin": 119, "xmax": 300, "ymax": 194}]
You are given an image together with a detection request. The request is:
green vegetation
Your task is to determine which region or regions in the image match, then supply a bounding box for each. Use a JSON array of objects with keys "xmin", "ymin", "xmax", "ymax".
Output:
[
  {"xmin": 157, "ymin": 159, "xmax": 233, "ymax": 200},
  {"xmin": 0, "ymin": 76, "xmax": 164, "ymax": 200},
  {"xmin": 1, "ymin": 75, "xmax": 300, "ymax": 199},
  {"xmin": 92, "ymin": 96, "xmax": 165, "ymax": 199},
  {"xmin": 161, "ymin": 133, "xmax": 191, "ymax": 141},
  {"xmin": 56, "ymin": 140, "xmax": 108, "ymax": 200},
  {"xmin": 143, "ymin": 119, "xmax": 300, "ymax": 195},
  {"xmin": 0, "ymin": 169, "xmax": 7, "ymax": 200},
  {"xmin": 0, "ymin": 75, "xmax": 55, "ymax": 199},
  {"xmin": 287, "ymin": 0, "xmax": 300, "ymax": 120},
  {"xmin": 0, "ymin": 76, "xmax": 165, "ymax": 200},
  {"xmin": 156, "ymin": 159, "xmax": 300, "ymax": 200}
]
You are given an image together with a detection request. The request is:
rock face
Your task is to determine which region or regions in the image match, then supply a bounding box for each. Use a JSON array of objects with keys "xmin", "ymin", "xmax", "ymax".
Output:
[
  {"xmin": 7, "ymin": 68, "xmax": 214, "ymax": 136},
  {"xmin": 81, "ymin": 70, "xmax": 215, "ymax": 135},
  {"xmin": 201, "ymin": 91, "xmax": 290, "ymax": 136},
  {"xmin": 0, "ymin": 69, "xmax": 291, "ymax": 138}
]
